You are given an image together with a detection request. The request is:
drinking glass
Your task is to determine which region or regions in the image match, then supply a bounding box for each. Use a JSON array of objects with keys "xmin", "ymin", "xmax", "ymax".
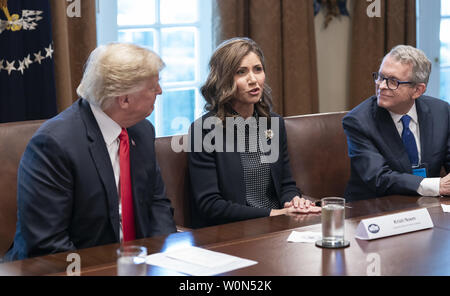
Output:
[
  {"xmin": 316, "ymin": 197, "xmax": 350, "ymax": 248},
  {"xmin": 117, "ymin": 245, "xmax": 148, "ymax": 276}
]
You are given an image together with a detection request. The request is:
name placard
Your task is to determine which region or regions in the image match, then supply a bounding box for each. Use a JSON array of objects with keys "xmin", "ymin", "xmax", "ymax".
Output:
[{"xmin": 355, "ymin": 208, "xmax": 433, "ymax": 240}]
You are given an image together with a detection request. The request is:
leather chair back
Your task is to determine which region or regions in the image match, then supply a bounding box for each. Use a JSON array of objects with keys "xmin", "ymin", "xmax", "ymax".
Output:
[
  {"xmin": 284, "ymin": 112, "xmax": 350, "ymax": 198},
  {"xmin": 154, "ymin": 136, "xmax": 191, "ymax": 228},
  {"xmin": 0, "ymin": 120, "xmax": 44, "ymax": 257}
]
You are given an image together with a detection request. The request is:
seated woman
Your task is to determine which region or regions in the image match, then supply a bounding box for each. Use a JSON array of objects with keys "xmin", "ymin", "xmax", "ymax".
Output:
[{"xmin": 188, "ymin": 37, "xmax": 321, "ymax": 227}]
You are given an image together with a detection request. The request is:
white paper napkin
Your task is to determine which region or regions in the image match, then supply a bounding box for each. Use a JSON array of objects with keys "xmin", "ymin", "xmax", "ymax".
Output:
[
  {"xmin": 441, "ymin": 203, "xmax": 450, "ymax": 213},
  {"xmin": 287, "ymin": 231, "xmax": 322, "ymax": 243},
  {"xmin": 145, "ymin": 246, "xmax": 257, "ymax": 276}
]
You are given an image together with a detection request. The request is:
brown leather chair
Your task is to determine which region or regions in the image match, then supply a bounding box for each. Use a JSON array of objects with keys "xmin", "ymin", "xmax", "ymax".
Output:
[
  {"xmin": 154, "ymin": 136, "xmax": 191, "ymax": 230},
  {"xmin": 284, "ymin": 111, "xmax": 350, "ymax": 199},
  {"xmin": 0, "ymin": 120, "xmax": 44, "ymax": 257}
]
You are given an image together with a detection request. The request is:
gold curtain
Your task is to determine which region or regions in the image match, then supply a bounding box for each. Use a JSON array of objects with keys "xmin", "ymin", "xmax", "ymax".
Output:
[
  {"xmin": 213, "ymin": 0, "xmax": 319, "ymax": 116},
  {"xmin": 349, "ymin": 0, "xmax": 416, "ymax": 108},
  {"xmin": 49, "ymin": 0, "xmax": 97, "ymax": 112}
]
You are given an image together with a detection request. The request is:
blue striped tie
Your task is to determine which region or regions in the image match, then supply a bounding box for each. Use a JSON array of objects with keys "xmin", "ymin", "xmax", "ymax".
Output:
[{"xmin": 400, "ymin": 115, "xmax": 419, "ymax": 167}]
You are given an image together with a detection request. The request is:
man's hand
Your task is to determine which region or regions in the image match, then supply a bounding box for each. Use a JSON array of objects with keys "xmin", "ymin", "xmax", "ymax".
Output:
[{"xmin": 439, "ymin": 173, "xmax": 450, "ymax": 196}]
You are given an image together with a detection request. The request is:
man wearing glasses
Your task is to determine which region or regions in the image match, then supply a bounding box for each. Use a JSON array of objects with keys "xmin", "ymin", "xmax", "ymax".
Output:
[{"xmin": 343, "ymin": 45, "xmax": 450, "ymax": 201}]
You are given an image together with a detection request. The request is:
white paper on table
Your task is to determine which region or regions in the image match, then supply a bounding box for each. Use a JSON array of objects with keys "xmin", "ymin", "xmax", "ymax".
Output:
[
  {"xmin": 287, "ymin": 231, "xmax": 322, "ymax": 243},
  {"xmin": 442, "ymin": 203, "xmax": 450, "ymax": 213},
  {"xmin": 145, "ymin": 246, "xmax": 257, "ymax": 276}
]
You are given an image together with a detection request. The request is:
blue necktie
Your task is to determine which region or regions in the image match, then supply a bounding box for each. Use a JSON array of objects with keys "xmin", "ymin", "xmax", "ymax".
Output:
[{"xmin": 400, "ymin": 115, "xmax": 419, "ymax": 167}]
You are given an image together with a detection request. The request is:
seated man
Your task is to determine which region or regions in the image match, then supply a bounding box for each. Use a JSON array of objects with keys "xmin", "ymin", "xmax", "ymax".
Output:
[
  {"xmin": 5, "ymin": 43, "xmax": 177, "ymax": 261},
  {"xmin": 343, "ymin": 45, "xmax": 450, "ymax": 201}
]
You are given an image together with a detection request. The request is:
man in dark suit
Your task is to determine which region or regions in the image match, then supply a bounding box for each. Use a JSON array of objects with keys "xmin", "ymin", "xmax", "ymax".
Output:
[
  {"xmin": 5, "ymin": 43, "xmax": 177, "ymax": 261},
  {"xmin": 343, "ymin": 45, "xmax": 450, "ymax": 202}
]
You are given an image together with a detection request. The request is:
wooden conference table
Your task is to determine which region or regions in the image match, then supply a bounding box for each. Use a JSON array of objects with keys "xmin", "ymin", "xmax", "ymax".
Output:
[{"xmin": 1, "ymin": 195, "xmax": 450, "ymax": 276}]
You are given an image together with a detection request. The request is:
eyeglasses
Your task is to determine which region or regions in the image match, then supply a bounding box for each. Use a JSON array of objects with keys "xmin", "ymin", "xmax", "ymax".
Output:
[{"xmin": 372, "ymin": 72, "xmax": 414, "ymax": 90}]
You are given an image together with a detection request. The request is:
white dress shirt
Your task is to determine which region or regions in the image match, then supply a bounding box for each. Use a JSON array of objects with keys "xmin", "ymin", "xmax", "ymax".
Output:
[
  {"xmin": 89, "ymin": 102, "xmax": 125, "ymax": 240},
  {"xmin": 388, "ymin": 103, "xmax": 441, "ymax": 196}
]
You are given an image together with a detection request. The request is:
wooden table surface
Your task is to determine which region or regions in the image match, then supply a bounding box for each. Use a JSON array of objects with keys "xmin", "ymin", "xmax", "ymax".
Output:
[{"xmin": 1, "ymin": 195, "xmax": 449, "ymax": 276}]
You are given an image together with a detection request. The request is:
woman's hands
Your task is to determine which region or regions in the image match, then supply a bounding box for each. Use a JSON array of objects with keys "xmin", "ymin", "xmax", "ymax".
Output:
[{"xmin": 270, "ymin": 196, "xmax": 321, "ymax": 216}]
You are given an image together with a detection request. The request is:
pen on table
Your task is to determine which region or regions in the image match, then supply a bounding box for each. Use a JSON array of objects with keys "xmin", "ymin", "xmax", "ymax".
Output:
[{"xmin": 314, "ymin": 201, "xmax": 352, "ymax": 208}]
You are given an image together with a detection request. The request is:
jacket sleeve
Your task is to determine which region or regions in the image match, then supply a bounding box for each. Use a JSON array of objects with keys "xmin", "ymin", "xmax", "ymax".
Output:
[
  {"xmin": 16, "ymin": 133, "xmax": 76, "ymax": 258},
  {"xmin": 147, "ymin": 158, "xmax": 177, "ymax": 235},
  {"xmin": 445, "ymin": 103, "xmax": 450, "ymax": 173},
  {"xmin": 343, "ymin": 114, "xmax": 423, "ymax": 196}
]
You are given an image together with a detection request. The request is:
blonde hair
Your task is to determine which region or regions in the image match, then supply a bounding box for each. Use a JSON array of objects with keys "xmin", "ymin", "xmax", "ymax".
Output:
[
  {"xmin": 201, "ymin": 37, "xmax": 272, "ymax": 121},
  {"xmin": 387, "ymin": 45, "xmax": 431, "ymax": 84},
  {"xmin": 77, "ymin": 43, "xmax": 165, "ymax": 110}
]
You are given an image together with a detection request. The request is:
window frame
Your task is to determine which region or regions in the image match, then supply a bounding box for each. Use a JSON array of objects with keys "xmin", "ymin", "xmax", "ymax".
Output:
[{"xmin": 96, "ymin": 0, "xmax": 212, "ymax": 136}]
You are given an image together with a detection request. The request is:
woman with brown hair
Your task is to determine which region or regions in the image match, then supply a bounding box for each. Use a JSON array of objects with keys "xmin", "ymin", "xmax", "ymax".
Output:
[{"xmin": 188, "ymin": 37, "xmax": 320, "ymax": 227}]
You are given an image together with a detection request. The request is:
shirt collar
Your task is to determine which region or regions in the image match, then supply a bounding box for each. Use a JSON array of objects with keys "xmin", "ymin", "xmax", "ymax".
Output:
[
  {"xmin": 388, "ymin": 102, "xmax": 418, "ymax": 125},
  {"xmin": 230, "ymin": 107, "xmax": 259, "ymax": 119},
  {"xmin": 89, "ymin": 102, "xmax": 122, "ymax": 146}
]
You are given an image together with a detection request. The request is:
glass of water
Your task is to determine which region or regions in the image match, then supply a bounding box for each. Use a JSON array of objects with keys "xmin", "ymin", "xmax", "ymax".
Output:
[
  {"xmin": 117, "ymin": 245, "xmax": 148, "ymax": 276},
  {"xmin": 316, "ymin": 197, "xmax": 350, "ymax": 248}
]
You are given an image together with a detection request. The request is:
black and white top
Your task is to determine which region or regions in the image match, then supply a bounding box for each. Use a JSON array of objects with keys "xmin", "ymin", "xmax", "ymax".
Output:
[{"xmin": 232, "ymin": 110, "xmax": 280, "ymax": 209}]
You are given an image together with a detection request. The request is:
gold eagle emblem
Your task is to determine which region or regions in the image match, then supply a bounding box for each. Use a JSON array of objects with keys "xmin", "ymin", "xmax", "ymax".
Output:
[{"xmin": 0, "ymin": 0, "xmax": 44, "ymax": 34}]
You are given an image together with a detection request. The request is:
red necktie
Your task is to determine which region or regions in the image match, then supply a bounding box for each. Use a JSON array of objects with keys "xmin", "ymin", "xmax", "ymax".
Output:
[{"xmin": 119, "ymin": 128, "xmax": 136, "ymax": 241}]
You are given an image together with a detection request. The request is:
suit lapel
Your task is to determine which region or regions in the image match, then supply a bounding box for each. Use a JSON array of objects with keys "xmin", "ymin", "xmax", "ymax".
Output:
[
  {"xmin": 416, "ymin": 98, "xmax": 432, "ymax": 166},
  {"xmin": 374, "ymin": 103, "xmax": 412, "ymax": 173},
  {"xmin": 224, "ymin": 124, "xmax": 246, "ymax": 204},
  {"xmin": 223, "ymin": 150, "xmax": 246, "ymax": 204},
  {"xmin": 79, "ymin": 99, "xmax": 120, "ymax": 240}
]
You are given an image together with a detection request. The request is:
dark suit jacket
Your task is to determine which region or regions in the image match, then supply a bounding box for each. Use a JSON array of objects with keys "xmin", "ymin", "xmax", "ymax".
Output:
[
  {"xmin": 5, "ymin": 98, "xmax": 176, "ymax": 261},
  {"xmin": 188, "ymin": 111, "xmax": 301, "ymax": 227},
  {"xmin": 343, "ymin": 95, "xmax": 450, "ymax": 201}
]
